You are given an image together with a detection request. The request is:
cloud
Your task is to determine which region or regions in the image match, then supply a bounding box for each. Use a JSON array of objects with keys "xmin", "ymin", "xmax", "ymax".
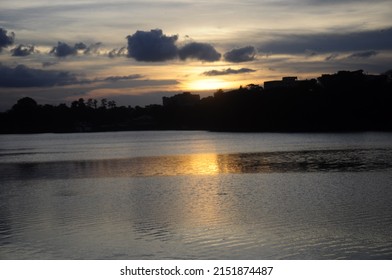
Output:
[
  {"xmin": 108, "ymin": 47, "xmax": 127, "ymax": 58},
  {"xmin": 50, "ymin": 42, "xmax": 78, "ymax": 57},
  {"xmin": 0, "ymin": 27, "xmax": 15, "ymax": 51},
  {"xmin": 103, "ymin": 74, "xmax": 143, "ymax": 82},
  {"xmin": 83, "ymin": 42, "xmax": 102, "ymax": 55},
  {"xmin": 224, "ymin": 46, "xmax": 256, "ymax": 62},
  {"xmin": 325, "ymin": 53, "xmax": 339, "ymax": 61},
  {"xmin": 11, "ymin": 44, "xmax": 37, "ymax": 56},
  {"xmin": 178, "ymin": 42, "xmax": 221, "ymax": 62},
  {"xmin": 0, "ymin": 64, "xmax": 78, "ymax": 87},
  {"xmin": 202, "ymin": 68, "xmax": 256, "ymax": 76},
  {"xmin": 125, "ymin": 29, "xmax": 222, "ymax": 62},
  {"xmin": 260, "ymin": 28, "xmax": 392, "ymax": 54},
  {"xmin": 0, "ymin": 64, "xmax": 145, "ymax": 88},
  {"xmin": 305, "ymin": 0, "xmax": 387, "ymax": 4},
  {"xmin": 74, "ymin": 42, "xmax": 87, "ymax": 50},
  {"xmin": 325, "ymin": 50, "xmax": 378, "ymax": 61},
  {"xmin": 347, "ymin": 50, "xmax": 378, "ymax": 59},
  {"xmin": 126, "ymin": 29, "xmax": 178, "ymax": 62},
  {"xmin": 42, "ymin": 61, "xmax": 59, "ymax": 67},
  {"xmin": 50, "ymin": 41, "xmax": 102, "ymax": 57}
]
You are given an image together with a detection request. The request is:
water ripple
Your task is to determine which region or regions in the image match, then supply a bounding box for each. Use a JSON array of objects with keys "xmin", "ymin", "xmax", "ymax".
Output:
[{"xmin": 1, "ymin": 148, "xmax": 392, "ymax": 181}]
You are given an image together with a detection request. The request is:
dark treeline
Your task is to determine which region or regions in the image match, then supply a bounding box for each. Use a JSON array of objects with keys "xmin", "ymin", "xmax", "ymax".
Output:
[{"xmin": 1, "ymin": 69, "xmax": 391, "ymax": 134}]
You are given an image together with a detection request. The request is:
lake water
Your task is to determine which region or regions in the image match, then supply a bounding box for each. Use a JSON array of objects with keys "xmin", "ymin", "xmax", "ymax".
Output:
[{"xmin": 1, "ymin": 131, "xmax": 392, "ymax": 259}]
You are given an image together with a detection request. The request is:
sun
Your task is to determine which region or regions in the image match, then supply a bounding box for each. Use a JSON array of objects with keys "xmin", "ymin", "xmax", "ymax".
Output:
[{"xmin": 186, "ymin": 78, "xmax": 235, "ymax": 91}]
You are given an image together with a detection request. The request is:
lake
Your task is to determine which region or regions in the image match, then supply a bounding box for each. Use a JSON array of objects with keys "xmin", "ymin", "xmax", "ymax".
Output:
[{"xmin": 1, "ymin": 131, "xmax": 392, "ymax": 259}]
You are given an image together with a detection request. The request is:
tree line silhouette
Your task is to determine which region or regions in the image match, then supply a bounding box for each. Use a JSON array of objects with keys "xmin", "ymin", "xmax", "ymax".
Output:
[{"xmin": 1, "ymin": 70, "xmax": 391, "ymax": 133}]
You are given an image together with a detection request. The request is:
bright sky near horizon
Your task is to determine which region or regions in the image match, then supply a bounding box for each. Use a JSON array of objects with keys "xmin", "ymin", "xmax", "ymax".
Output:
[{"xmin": 0, "ymin": 0, "xmax": 391, "ymax": 110}]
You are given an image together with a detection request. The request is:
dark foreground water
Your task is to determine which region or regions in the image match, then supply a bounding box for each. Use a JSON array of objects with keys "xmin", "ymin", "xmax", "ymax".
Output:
[{"xmin": 1, "ymin": 131, "xmax": 392, "ymax": 259}]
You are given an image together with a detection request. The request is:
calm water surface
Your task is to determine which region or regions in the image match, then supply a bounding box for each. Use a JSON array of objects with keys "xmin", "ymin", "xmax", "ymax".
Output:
[{"xmin": 1, "ymin": 131, "xmax": 392, "ymax": 259}]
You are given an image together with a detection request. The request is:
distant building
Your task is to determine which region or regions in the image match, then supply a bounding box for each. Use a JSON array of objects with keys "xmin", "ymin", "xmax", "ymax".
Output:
[
  {"xmin": 162, "ymin": 92, "xmax": 200, "ymax": 107},
  {"xmin": 318, "ymin": 70, "xmax": 389, "ymax": 91},
  {"xmin": 318, "ymin": 70, "xmax": 364, "ymax": 88},
  {"xmin": 264, "ymin": 76, "xmax": 318, "ymax": 91},
  {"xmin": 264, "ymin": 76, "xmax": 298, "ymax": 90}
]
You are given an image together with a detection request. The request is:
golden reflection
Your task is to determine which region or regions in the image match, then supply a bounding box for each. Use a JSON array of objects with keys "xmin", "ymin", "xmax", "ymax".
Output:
[
  {"xmin": 186, "ymin": 153, "xmax": 219, "ymax": 175},
  {"xmin": 174, "ymin": 154, "xmax": 232, "ymax": 230},
  {"xmin": 53, "ymin": 152, "xmax": 284, "ymax": 178},
  {"xmin": 63, "ymin": 152, "xmax": 260, "ymax": 178}
]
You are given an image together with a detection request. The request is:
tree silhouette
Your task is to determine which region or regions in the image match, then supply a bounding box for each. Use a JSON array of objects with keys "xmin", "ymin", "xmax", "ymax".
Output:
[
  {"xmin": 100, "ymin": 98, "xmax": 108, "ymax": 109},
  {"xmin": 108, "ymin": 100, "xmax": 116, "ymax": 109}
]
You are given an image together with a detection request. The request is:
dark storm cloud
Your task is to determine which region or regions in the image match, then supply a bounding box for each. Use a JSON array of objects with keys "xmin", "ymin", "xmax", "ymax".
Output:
[
  {"xmin": 260, "ymin": 28, "xmax": 392, "ymax": 54},
  {"xmin": 202, "ymin": 68, "xmax": 256, "ymax": 76},
  {"xmin": 347, "ymin": 50, "xmax": 378, "ymax": 59},
  {"xmin": 11, "ymin": 44, "xmax": 37, "ymax": 56},
  {"xmin": 0, "ymin": 64, "xmax": 78, "ymax": 87},
  {"xmin": 178, "ymin": 42, "xmax": 221, "ymax": 62},
  {"xmin": 0, "ymin": 27, "xmax": 15, "ymax": 51},
  {"xmin": 224, "ymin": 46, "xmax": 256, "ymax": 62},
  {"xmin": 126, "ymin": 29, "xmax": 178, "ymax": 62}
]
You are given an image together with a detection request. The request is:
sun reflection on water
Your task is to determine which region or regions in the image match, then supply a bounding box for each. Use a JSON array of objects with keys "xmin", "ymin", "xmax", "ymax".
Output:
[{"xmin": 187, "ymin": 153, "xmax": 219, "ymax": 175}]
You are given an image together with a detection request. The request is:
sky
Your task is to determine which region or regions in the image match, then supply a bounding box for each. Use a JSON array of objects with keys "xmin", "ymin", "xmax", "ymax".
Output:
[{"xmin": 0, "ymin": 0, "xmax": 391, "ymax": 110}]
